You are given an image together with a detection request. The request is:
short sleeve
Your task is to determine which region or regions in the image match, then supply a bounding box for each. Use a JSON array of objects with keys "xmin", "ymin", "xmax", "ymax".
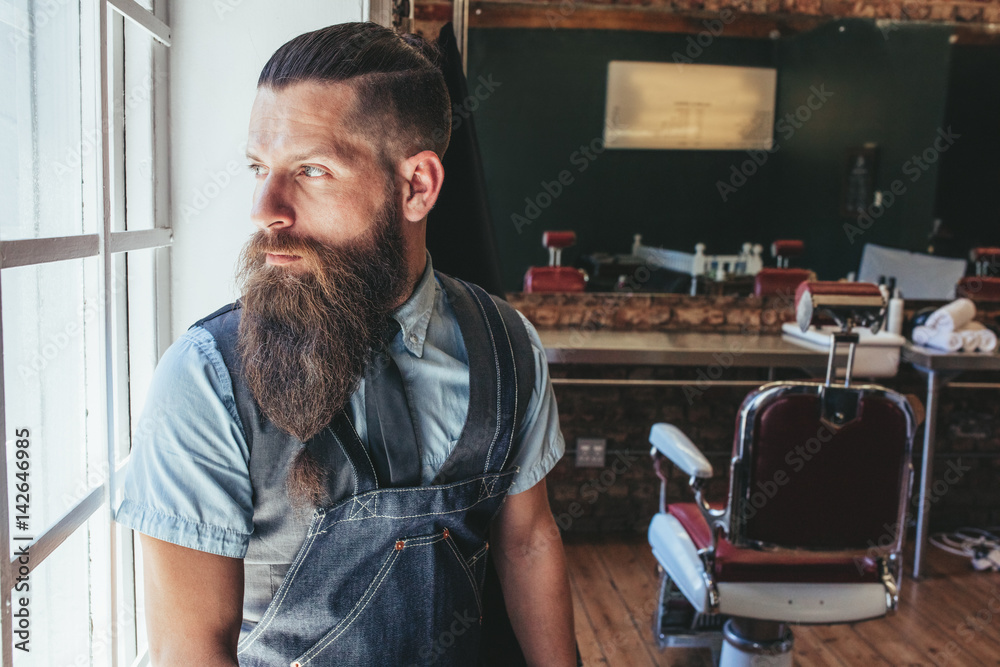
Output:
[
  {"xmin": 114, "ymin": 326, "xmax": 254, "ymax": 558},
  {"xmin": 506, "ymin": 311, "xmax": 566, "ymax": 495}
]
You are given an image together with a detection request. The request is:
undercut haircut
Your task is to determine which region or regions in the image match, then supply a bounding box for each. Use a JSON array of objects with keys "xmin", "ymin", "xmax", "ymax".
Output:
[{"xmin": 258, "ymin": 22, "xmax": 451, "ymax": 162}]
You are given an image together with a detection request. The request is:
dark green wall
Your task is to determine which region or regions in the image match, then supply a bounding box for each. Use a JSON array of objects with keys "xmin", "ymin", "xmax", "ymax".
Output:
[
  {"xmin": 933, "ymin": 45, "xmax": 1000, "ymax": 255},
  {"xmin": 468, "ymin": 19, "xmax": 956, "ymax": 291},
  {"xmin": 467, "ymin": 28, "xmax": 778, "ymax": 292},
  {"xmin": 766, "ymin": 19, "xmax": 953, "ymax": 282}
]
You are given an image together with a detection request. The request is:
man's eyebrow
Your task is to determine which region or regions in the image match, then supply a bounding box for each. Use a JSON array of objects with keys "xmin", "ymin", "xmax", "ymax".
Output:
[{"xmin": 245, "ymin": 140, "xmax": 359, "ymax": 165}]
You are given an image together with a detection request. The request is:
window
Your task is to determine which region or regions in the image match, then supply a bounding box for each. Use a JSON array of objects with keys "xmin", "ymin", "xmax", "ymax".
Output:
[{"xmin": 0, "ymin": 0, "xmax": 170, "ymax": 665}]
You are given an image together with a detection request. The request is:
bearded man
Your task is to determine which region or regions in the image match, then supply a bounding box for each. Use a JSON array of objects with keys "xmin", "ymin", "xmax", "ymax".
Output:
[{"xmin": 115, "ymin": 22, "xmax": 576, "ymax": 666}]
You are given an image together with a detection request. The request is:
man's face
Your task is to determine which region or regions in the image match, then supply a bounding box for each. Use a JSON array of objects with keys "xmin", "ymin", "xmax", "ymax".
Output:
[
  {"xmin": 246, "ymin": 81, "xmax": 390, "ymax": 265},
  {"xmin": 235, "ymin": 79, "xmax": 411, "ymax": 489}
]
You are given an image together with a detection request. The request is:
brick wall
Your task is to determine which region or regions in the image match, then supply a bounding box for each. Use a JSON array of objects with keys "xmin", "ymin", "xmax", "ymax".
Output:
[
  {"xmin": 410, "ymin": 0, "xmax": 1000, "ymax": 42},
  {"xmin": 509, "ymin": 292, "xmax": 1000, "ymax": 536}
]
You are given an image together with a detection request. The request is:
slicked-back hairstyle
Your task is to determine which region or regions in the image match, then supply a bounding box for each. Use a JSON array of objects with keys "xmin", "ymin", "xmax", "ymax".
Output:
[{"xmin": 258, "ymin": 22, "xmax": 451, "ymax": 162}]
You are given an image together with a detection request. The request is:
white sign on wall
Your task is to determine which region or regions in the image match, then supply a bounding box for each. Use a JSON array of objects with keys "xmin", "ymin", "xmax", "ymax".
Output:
[{"xmin": 604, "ymin": 61, "xmax": 777, "ymax": 150}]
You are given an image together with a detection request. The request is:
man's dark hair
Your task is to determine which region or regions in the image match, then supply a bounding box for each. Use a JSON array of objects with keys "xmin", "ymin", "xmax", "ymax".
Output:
[{"xmin": 258, "ymin": 22, "xmax": 451, "ymax": 161}]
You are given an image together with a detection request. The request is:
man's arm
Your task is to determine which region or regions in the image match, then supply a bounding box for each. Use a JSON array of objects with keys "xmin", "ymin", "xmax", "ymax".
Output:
[
  {"xmin": 141, "ymin": 535, "xmax": 244, "ymax": 666},
  {"xmin": 490, "ymin": 477, "xmax": 576, "ymax": 666}
]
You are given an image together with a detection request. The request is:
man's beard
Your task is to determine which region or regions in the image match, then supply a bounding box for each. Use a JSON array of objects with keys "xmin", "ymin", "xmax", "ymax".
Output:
[{"xmin": 234, "ymin": 191, "xmax": 409, "ymax": 506}]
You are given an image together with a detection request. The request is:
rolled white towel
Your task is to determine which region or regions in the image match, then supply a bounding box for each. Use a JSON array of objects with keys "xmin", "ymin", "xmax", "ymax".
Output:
[
  {"xmin": 954, "ymin": 321, "xmax": 998, "ymax": 353},
  {"xmin": 912, "ymin": 325, "xmax": 963, "ymax": 351},
  {"xmin": 979, "ymin": 329, "xmax": 998, "ymax": 353},
  {"xmin": 958, "ymin": 328, "xmax": 981, "ymax": 352},
  {"xmin": 926, "ymin": 298, "xmax": 976, "ymax": 332}
]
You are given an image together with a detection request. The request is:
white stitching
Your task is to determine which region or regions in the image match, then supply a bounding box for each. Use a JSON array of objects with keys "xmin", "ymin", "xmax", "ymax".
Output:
[
  {"xmin": 298, "ymin": 548, "xmax": 401, "ymax": 664},
  {"xmin": 442, "ymin": 534, "xmax": 483, "ymax": 615},
  {"xmin": 329, "ymin": 425, "xmax": 359, "ymax": 497},
  {"xmin": 237, "ymin": 517, "xmax": 324, "ymax": 654},
  {"xmin": 463, "ymin": 283, "xmax": 503, "ymax": 475},
  {"xmin": 298, "ymin": 534, "xmax": 449, "ymax": 663},
  {"xmin": 491, "ymin": 303, "xmax": 520, "ymax": 474},
  {"xmin": 342, "ymin": 411, "xmax": 380, "ymax": 491}
]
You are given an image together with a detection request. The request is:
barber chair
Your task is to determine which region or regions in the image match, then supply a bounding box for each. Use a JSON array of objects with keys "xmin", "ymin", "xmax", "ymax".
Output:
[
  {"xmin": 771, "ymin": 239, "xmax": 804, "ymax": 269},
  {"xmin": 753, "ymin": 240, "xmax": 811, "ymax": 298},
  {"xmin": 957, "ymin": 247, "xmax": 1000, "ymax": 301},
  {"xmin": 647, "ymin": 281, "xmax": 917, "ymax": 666},
  {"xmin": 522, "ymin": 231, "xmax": 587, "ymax": 293}
]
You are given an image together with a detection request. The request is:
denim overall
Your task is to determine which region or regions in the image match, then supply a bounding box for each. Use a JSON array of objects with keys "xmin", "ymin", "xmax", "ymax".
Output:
[{"xmin": 194, "ymin": 272, "xmax": 535, "ymax": 666}]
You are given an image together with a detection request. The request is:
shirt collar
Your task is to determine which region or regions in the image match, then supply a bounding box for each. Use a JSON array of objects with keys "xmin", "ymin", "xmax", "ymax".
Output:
[{"xmin": 390, "ymin": 249, "xmax": 437, "ymax": 358}]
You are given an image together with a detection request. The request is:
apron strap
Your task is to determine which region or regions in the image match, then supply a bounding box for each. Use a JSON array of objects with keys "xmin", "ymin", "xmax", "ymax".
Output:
[{"xmin": 433, "ymin": 273, "xmax": 535, "ymax": 481}]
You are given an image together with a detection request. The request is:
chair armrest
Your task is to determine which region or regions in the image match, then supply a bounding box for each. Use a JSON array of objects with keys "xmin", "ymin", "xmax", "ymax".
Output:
[{"xmin": 648, "ymin": 424, "xmax": 713, "ymax": 479}]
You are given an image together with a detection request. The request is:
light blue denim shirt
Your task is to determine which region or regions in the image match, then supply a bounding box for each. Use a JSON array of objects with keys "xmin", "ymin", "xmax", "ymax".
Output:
[{"xmin": 114, "ymin": 251, "xmax": 565, "ymax": 558}]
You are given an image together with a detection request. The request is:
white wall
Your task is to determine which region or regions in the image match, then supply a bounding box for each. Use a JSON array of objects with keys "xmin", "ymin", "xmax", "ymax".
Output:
[{"xmin": 168, "ymin": 0, "xmax": 369, "ymax": 338}]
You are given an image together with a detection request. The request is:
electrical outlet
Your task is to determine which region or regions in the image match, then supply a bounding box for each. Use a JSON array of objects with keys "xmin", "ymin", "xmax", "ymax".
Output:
[{"xmin": 576, "ymin": 437, "xmax": 607, "ymax": 468}]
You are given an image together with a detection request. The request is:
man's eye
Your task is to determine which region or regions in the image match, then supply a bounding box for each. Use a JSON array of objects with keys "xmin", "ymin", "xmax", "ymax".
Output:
[
  {"xmin": 302, "ymin": 165, "xmax": 326, "ymax": 178},
  {"xmin": 248, "ymin": 164, "xmax": 266, "ymax": 176}
]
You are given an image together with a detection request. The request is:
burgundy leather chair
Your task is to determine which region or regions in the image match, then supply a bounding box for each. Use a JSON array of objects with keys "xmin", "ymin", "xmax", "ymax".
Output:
[
  {"xmin": 956, "ymin": 247, "xmax": 1000, "ymax": 302},
  {"xmin": 522, "ymin": 231, "xmax": 587, "ymax": 293},
  {"xmin": 754, "ymin": 240, "xmax": 811, "ymax": 299},
  {"xmin": 753, "ymin": 268, "xmax": 811, "ymax": 299},
  {"xmin": 770, "ymin": 239, "xmax": 804, "ymax": 269},
  {"xmin": 647, "ymin": 282, "xmax": 917, "ymax": 666}
]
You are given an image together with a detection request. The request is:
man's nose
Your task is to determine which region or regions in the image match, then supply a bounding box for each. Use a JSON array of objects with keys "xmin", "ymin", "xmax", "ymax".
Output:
[{"xmin": 251, "ymin": 176, "xmax": 295, "ymax": 231}]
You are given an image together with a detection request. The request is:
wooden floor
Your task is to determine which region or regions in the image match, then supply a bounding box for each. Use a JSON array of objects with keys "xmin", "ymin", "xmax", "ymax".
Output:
[{"xmin": 565, "ymin": 535, "xmax": 1000, "ymax": 666}]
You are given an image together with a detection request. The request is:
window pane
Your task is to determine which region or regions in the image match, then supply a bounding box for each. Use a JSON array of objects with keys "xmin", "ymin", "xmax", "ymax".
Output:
[
  {"xmin": 3, "ymin": 257, "xmax": 103, "ymax": 551},
  {"xmin": 0, "ymin": 0, "xmax": 92, "ymax": 240},
  {"xmin": 123, "ymin": 19, "xmax": 158, "ymax": 231},
  {"xmin": 124, "ymin": 248, "xmax": 159, "ymax": 464},
  {"xmin": 11, "ymin": 517, "xmax": 101, "ymax": 666}
]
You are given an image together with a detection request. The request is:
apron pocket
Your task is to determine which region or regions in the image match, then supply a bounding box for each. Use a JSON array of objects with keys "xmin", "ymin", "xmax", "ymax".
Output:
[{"xmin": 292, "ymin": 527, "xmax": 484, "ymax": 666}]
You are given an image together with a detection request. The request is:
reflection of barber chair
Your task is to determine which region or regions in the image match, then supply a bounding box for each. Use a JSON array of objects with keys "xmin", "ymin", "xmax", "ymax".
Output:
[
  {"xmin": 754, "ymin": 240, "xmax": 810, "ymax": 298},
  {"xmin": 647, "ymin": 281, "xmax": 917, "ymax": 666},
  {"xmin": 957, "ymin": 247, "xmax": 1000, "ymax": 301},
  {"xmin": 522, "ymin": 231, "xmax": 587, "ymax": 293}
]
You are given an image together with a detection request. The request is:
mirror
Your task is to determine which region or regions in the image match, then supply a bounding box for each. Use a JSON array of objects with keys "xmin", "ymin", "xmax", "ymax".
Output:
[{"xmin": 415, "ymin": 5, "xmax": 1000, "ymax": 296}]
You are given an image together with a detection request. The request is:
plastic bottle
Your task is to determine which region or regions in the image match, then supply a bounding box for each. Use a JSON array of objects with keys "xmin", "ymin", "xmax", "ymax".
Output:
[{"xmin": 886, "ymin": 279, "xmax": 904, "ymax": 336}]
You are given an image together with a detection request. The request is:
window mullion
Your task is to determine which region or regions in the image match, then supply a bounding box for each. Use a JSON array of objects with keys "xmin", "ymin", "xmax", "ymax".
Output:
[
  {"xmin": 0, "ymin": 273, "xmax": 14, "ymax": 667},
  {"xmin": 98, "ymin": 2, "xmax": 122, "ymax": 667}
]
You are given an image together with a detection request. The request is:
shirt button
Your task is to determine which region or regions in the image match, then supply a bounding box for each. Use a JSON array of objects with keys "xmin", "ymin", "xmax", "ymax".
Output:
[{"xmin": 409, "ymin": 333, "xmax": 418, "ymax": 344}]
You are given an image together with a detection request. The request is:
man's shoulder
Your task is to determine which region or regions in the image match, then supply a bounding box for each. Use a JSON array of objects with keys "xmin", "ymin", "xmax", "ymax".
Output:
[{"xmin": 191, "ymin": 300, "xmax": 242, "ymax": 332}]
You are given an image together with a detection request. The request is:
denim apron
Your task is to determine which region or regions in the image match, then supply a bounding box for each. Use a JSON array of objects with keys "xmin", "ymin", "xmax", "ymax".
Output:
[{"xmin": 195, "ymin": 272, "xmax": 535, "ymax": 666}]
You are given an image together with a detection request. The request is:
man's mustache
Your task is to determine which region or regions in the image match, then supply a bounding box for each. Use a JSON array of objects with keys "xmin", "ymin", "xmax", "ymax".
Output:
[{"xmin": 245, "ymin": 230, "xmax": 323, "ymax": 261}]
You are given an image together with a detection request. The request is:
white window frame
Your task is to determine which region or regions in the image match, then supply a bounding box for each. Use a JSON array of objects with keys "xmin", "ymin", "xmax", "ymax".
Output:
[{"xmin": 0, "ymin": 1, "xmax": 171, "ymax": 665}]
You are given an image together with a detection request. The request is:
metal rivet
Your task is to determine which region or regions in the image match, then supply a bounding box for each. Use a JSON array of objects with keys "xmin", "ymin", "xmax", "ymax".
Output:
[
  {"xmin": 395, "ymin": 540, "xmax": 405, "ymax": 551},
  {"xmin": 442, "ymin": 528, "xmax": 450, "ymax": 539}
]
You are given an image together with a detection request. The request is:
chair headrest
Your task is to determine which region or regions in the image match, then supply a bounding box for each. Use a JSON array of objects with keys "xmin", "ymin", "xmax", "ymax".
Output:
[
  {"xmin": 795, "ymin": 281, "xmax": 886, "ymax": 332},
  {"xmin": 542, "ymin": 231, "xmax": 576, "ymax": 249},
  {"xmin": 754, "ymin": 268, "xmax": 811, "ymax": 299},
  {"xmin": 771, "ymin": 239, "xmax": 804, "ymax": 258},
  {"xmin": 971, "ymin": 247, "xmax": 1000, "ymax": 263}
]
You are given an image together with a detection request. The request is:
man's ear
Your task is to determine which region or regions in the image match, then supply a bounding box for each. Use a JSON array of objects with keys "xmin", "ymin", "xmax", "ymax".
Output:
[{"xmin": 399, "ymin": 150, "xmax": 444, "ymax": 223}]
